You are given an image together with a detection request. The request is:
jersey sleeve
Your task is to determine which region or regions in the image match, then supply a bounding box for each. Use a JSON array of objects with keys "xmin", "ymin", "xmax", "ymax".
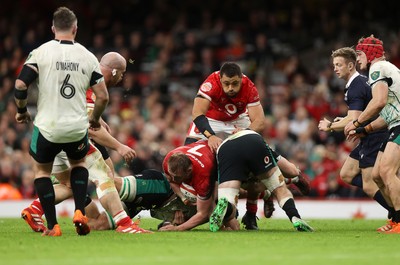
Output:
[
  {"xmin": 24, "ymin": 49, "xmax": 38, "ymax": 66},
  {"xmin": 369, "ymin": 62, "xmax": 389, "ymax": 87},
  {"xmin": 245, "ymin": 78, "xmax": 261, "ymax": 107},
  {"xmin": 196, "ymin": 72, "xmax": 218, "ymax": 102}
]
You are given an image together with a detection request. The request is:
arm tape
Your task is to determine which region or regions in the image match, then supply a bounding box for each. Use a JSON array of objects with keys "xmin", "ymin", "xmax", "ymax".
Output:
[
  {"xmin": 193, "ymin": 115, "xmax": 215, "ymax": 138},
  {"xmin": 14, "ymin": 88, "xmax": 28, "ymax": 100},
  {"xmin": 17, "ymin": 64, "xmax": 38, "ymax": 86}
]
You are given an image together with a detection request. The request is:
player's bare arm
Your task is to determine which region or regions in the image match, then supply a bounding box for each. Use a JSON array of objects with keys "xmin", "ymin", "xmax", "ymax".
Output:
[
  {"xmin": 246, "ymin": 104, "xmax": 265, "ymax": 133},
  {"xmin": 89, "ymin": 126, "xmax": 136, "ymax": 163},
  {"xmin": 192, "ymin": 96, "xmax": 222, "ymax": 152},
  {"xmin": 90, "ymin": 81, "xmax": 109, "ymax": 130}
]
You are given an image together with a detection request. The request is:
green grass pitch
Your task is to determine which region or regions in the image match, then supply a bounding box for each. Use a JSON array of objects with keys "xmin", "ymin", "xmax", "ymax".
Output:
[{"xmin": 1, "ymin": 218, "xmax": 398, "ymax": 265}]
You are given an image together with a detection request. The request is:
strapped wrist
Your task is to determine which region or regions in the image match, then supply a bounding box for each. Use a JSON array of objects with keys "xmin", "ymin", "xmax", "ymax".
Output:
[
  {"xmin": 353, "ymin": 119, "xmax": 362, "ymax": 128},
  {"xmin": 193, "ymin": 114, "xmax": 215, "ymax": 138}
]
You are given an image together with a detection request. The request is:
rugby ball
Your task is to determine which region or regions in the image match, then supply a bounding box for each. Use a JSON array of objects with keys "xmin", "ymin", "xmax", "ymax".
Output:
[{"xmin": 180, "ymin": 183, "xmax": 197, "ymax": 203}]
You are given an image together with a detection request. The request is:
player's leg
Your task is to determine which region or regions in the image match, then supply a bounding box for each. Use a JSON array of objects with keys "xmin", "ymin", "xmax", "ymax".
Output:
[
  {"xmin": 258, "ymin": 167, "xmax": 314, "ymax": 232},
  {"xmin": 86, "ymin": 149, "xmax": 151, "ymax": 233},
  {"xmin": 377, "ymin": 141, "xmax": 400, "ymax": 233},
  {"xmin": 341, "ymin": 149, "xmax": 363, "ymax": 188},
  {"xmin": 65, "ymin": 134, "xmax": 91, "ymax": 236},
  {"xmin": 241, "ymin": 181, "xmax": 262, "ymax": 230},
  {"xmin": 277, "ymin": 155, "xmax": 311, "ymax": 195},
  {"xmin": 28, "ymin": 128, "xmax": 62, "ymax": 236},
  {"xmin": 210, "ymin": 180, "xmax": 241, "ymax": 232}
]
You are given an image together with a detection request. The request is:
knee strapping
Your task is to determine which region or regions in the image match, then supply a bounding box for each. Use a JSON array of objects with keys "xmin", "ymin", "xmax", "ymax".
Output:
[
  {"xmin": 218, "ymin": 187, "xmax": 239, "ymax": 206},
  {"xmin": 86, "ymin": 151, "xmax": 118, "ymax": 199},
  {"xmin": 260, "ymin": 168, "xmax": 284, "ymax": 193}
]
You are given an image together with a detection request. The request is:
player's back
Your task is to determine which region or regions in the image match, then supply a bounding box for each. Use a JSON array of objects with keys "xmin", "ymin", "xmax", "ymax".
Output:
[{"xmin": 28, "ymin": 40, "xmax": 102, "ymax": 142}]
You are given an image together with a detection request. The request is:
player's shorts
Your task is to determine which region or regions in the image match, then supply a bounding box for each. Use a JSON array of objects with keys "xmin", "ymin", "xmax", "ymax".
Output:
[
  {"xmin": 350, "ymin": 130, "xmax": 389, "ymax": 168},
  {"xmin": 92, "ymin": 140, "xmax": 110, "ymax": 160},
  {"xmin": 30, "ymin": 125, "xmax": 89, "ymax": 163},
  {"xmin": 52, "ymin": 151, "xmax": 70, "ymax": 174},
  {"xmin": 186, "ymin": 114, "xmax": 251, "ymax": 140},
  {"xmin": 217, "ymin": 130, "xmax": 277, "ymax": 184},
  {"xmin": 123, "ymin": 169, "xmax": 174, "ymax": 218},
  {"xmin": 379, "ymin": 125, "xmax": 400, "ymax": 152}
]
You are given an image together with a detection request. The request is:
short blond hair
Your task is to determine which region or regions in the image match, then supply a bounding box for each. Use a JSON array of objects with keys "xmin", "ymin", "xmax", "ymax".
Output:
[{"xmin": 331, "ymin": 47, "xmax": 357, "ymax": 63}]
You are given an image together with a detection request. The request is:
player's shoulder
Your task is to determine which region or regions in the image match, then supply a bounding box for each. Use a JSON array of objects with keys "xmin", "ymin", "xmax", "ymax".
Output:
[
  {"xmin": 351, "ymin": 74, "xmax": 369, "ymax": 87},
  {"xmin": 73, "ymin": 42, "xmax": 98, "ymax": 60},
  {"xmin": 370, "ymin": 60, "xmax": 392, "ymax": 73}
]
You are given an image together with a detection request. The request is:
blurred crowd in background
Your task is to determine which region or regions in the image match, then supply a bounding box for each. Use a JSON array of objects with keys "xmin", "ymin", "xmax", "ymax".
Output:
[{"xmin": 1, "ymin": 0, "xmax": 400, "ymax": 200}]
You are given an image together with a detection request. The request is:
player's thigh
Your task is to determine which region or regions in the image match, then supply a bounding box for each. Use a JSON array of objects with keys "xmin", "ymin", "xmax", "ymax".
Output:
[
  {"xmin": 379, "ymin": 142, "xmax": 400, "ymax": 181},
  {"xmin": 340, "ymin": 156, "xmax": 360, "ymax": 183}
]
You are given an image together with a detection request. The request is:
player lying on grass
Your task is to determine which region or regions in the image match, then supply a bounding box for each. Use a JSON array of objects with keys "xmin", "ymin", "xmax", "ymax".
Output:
[{"xmin": 22, "ymin": 168, "xmax": 198, "ymax": 231}]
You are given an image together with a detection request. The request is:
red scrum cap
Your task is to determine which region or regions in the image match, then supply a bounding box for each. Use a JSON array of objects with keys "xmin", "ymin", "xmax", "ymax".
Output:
[{"xmin": 356, "ymin": 35, "xmax": 384, "ymax": 63}]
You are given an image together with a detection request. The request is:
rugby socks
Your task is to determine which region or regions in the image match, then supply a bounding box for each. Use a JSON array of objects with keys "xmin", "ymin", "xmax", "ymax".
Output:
[
  {"xmin": 246, "ymin": 200, "xmax": 258, "ymax": 215},
  {"xmin": 373, "ymin": 191, "xmax": 394, "ymax": 216},
  {"xmin": 113, "ymin": 210, "xmax": 132, "ymax": 227},
  {"xmin": 281, "ymin": 198, "xmax": 301, "ymax": 221},
  {"xmin": 350, "ymin": 173, "xmax": 363, "ymax": 188},
  {"xmin": 34, "ymin": 177, "xmax": 57, "ymax": 229},
  {"xmin": 84, "ymin": 195, "xmax": 92, "ymax": 207},
  {"xmin": 70, "ymin": 167, "xmax": 89, "ymax": 215},
  {"xmin": 392, "ymin": 210, "xmax": 400, "ymax": 223}
]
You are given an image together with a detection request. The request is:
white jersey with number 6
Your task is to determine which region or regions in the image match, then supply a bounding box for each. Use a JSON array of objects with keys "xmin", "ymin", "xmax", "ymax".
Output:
[{"xmin": 25, "ymin": 39, "xmax": 104, "ymax": 143}]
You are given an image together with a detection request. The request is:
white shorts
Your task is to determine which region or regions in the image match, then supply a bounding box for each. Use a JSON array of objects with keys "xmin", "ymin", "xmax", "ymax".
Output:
[
  {"xmin": 186, "ymin": 114, "xmax": 251, "ymax": 140},
  {"xmin": 52, "ymin": 151, "xmax": 70, "ymax": 174}
]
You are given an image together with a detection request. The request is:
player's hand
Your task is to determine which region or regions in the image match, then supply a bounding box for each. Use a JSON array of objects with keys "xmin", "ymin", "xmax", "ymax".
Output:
[
  {"xmin": 89, "ymin": 116, "xmax": 101, "ymax": 131},
  {"xmin": 334, "ymin": 117, "xmax": 344, "ymax": 122},
  {"xmin": 15, "ymin": 112, "xmax": 31, "ymax": 124},
  {"xmin": 159, "ymin": 224, "xmax": 179, "ymax": 231},
  {"xmin": 344, "ymin": 120, "xmax": 356, "ymax": 136},
  {"xmin": 346, "ymin": 129, "xmax": 362, "ymax": 142},
  {"xmin": 347, "ymin": 126, "xmax": 369, "ymax": 142},
  {"xmin": 207, "ymin": 135, "xmax": 223, "ymax": 153},
  {"xmin": 318, "ymin": 118, "xmax": 331, "ymax": 132},
  {"xmin": 117, "ymin": 144, "xmax": 136, "ymax": 163}
]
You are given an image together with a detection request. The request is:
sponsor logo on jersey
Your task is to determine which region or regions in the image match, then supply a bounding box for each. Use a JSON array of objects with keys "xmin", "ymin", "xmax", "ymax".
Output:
[
  {"xmin": 200, "ymin": 82, "xmax": 212, "ymax": 92},
  {"xmin": 76, "ymin": 143, "xmax": 86, "ymax": 152},
  {"xmin": 370, "ymin": 71, "xmax": 380, "ymax": 80}
]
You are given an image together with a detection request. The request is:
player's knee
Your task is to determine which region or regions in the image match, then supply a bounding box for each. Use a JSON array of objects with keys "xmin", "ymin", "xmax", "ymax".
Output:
[
  {"xmin": 218, "ymin": 187, "xmax": 239, "ymax": 206},
  {"xmin": 339, "ymin": 169, "xmax": 354, "ymax": 184}
]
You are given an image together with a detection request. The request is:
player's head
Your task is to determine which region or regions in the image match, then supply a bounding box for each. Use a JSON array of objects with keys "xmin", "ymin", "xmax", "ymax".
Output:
[
  {"xmin": 52, "ymin": 7, "xmax": 78, "ymax": 37},
  {"xmin": 100, "ymin": 52, "xmax": 127, "ymax": 87},
  {"xmin": 167, "ymin": 153, "xmax": 192, "ymax": 184},
  {"xmin": 331, "ymin": 47, "xmax": 357, "ymax": 80},
  {"xmin": 219, "ymin": 62, "xmax": 243, "ymax": 98},
  {"xmin": 355, "ymin": 35, "xmax": 384, "ymax": 69}
]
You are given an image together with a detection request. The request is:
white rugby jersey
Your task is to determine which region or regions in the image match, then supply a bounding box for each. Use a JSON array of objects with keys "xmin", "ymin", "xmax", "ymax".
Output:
[
  {"xmin": 369, "ymin": 60, "xmax": 400, "ymax": 129},
  {"xmin": 25, "ymin": 39, "xmax": 104, "ymax": 143}
]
